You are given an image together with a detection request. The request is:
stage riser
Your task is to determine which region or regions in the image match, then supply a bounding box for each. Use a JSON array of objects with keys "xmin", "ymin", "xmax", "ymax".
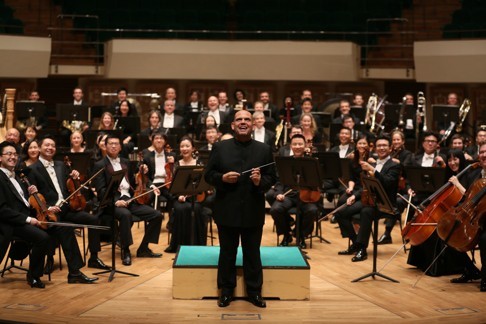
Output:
[{"xmin": 173, "ymin": 267, "xmax": 310, "ymax": 300}]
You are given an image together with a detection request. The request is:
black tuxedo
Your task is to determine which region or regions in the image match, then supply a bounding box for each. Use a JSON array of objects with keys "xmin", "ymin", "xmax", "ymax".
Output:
[
  {"xmin": 0, "ymin": 170, "xmax": 84, "ymax": 275},
  {"xmin": 329, "ymin": 144, "xmax": 354, "ymax": 158},
  {"xmin": 205, "ymin": 138, "xmax": 276, "ymax": 296},
  {"xmin": 407, "ymin": 152, "xmax": 447, "ymax": 167},
  {"xmin": 252, "ymin": 128, "xmax": 275, "ymax": 148},
  {"xmin": 28, "ymin": 159, "xmax": 102, "ymax": 255},
  {"xmin": 356, "ymin": 159, "xmax": 401, "ymax": 248},
  {"xmin": 161, "ymin": 113, "xmax": 185, "ymax": 129},
  {"xmin": 92, "ymin": 156, "xmax": 162, "ymax": 250}
]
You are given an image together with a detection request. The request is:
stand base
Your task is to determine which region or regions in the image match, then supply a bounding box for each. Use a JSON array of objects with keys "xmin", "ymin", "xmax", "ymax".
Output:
[
  {"xmin": 351, "ymin": 271, "xmax": 399, "ymax": 283},
  {"xmin": 93, "ymin": 269, "xmax": 139, "ymax": 282}
]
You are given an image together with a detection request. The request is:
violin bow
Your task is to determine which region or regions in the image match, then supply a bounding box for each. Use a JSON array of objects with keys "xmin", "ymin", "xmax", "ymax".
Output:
[
  {"xmin": 38, "ymin": 221, "xmax": 110, "ymax": 231},
  {"xmin": 56, "ymin": 168, "xmax": 104, "ymax": 208}
]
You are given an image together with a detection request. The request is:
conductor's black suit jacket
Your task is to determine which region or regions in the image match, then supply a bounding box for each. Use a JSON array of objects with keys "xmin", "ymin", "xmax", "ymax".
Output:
[{"xmin": 205, "ymin": 138, "xmax": 277, "ymax": 228}]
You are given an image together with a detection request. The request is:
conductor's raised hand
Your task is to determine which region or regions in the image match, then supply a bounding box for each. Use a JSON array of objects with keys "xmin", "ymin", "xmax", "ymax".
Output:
[{"xmin": 222, "ymin": 171, "xmax": 240, "ymax": 184}]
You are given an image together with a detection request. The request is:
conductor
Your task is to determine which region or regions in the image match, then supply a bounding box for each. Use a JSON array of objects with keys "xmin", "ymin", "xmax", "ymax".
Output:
[{"xmin": 205, "ymin": 110, "xmax": 276, "ymax": 308}]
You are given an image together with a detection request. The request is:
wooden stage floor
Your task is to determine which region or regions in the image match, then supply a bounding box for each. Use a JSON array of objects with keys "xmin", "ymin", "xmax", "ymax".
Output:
[{"xmin": 0, "ymin": 212, "xmax": 485, "ymax": 323}]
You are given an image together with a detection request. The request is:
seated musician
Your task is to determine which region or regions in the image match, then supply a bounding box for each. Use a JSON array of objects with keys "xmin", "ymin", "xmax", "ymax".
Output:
[
  {"xmin": 377, "ymin": 129, "xmax": 413, "ymax": 244},
  {"xmin": 160, "ymin": 99, "xmax": 185, "ymax": 130},
  {"xmin": 27, "ymin": 136, "xmax": 109, "ymax": 272},
  {"xmin": 465, "ymin": 126, "xmax": 486, "ymax": 161},
  {"xmin": 198, "ymin": 126, "xmax": 219, "ymax": 153},
  {"xmin": 143, "ymin": 130, "xmax": 175, "ymax": 213},
  {"xmin": 92, "ymin": 134, "xmax": 163, "ymax": 266},
  {"xmin": 110, "ymin": 87, "xmax": 137, "ymax": 117},
  {"xmin": 407, "ymin": 131, "xmax": 446, "ymax": 168},
  {"xmin": 452, "ymin": 142, "xmax": 486, "ymax": 291},
  {"xmin": 252, "ymin": 111, "xmax": 275, "ymax": 147},
  {"xmin": 59, "ymin": 87, "xmax": 90, "ymax": 147},
  {"xmin": 269, "ymin": 134, "xmax": 320, "ymax": 249},
  {"xmin": 450, "ymin": 134, "xmax": 474, "ymax": 161},
  {"xmin": 334, "ymin": 134, "xmax": 370, "ymax": 249},
  {"xmin": 165, "ymin": 136, "xmax": 207, "ymax": 253},
  {"xmin": 0, "ymin": 141, "xmax": 97, "ymax": 287},
  {"xmin": 198, "ymin": 96, "xmax": 230, "ymax": 129},
  {"xmin": 340, "ymin": 135, "xmax": 401, "ymax": 262},
  {"xmin": 292, "ymin": 98, "xmax": 321, "ymax": 127},
  {"xmin": 140, "ymin": 110, "xmax": 163, "ymax": 140}
]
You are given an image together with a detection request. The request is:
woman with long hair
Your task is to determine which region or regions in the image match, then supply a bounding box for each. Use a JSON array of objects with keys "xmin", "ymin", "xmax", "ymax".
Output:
[
  {"xmin": 20, "ymin": 139, "xmax": 40, "ymax": 167},
  {"xmin": 165, "ymin": 136, "xmax": 207, "ymax": 253},
  {"xmin": 300, "ymin": 112, "xmax": 322, "ymax": 146},
  {"xmin": 98, "ymin": 112, "xmax": 115, "ymax": 130},
  {"xmin": 70, "ymin": 130, "xmax": 86, "ymax": 153}
]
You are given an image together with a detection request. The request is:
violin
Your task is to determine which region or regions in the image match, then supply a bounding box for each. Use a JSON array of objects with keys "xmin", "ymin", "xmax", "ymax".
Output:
[
  {"xmin": 401, "ymin": 162, "xmax": 479, "ymax": 246},
  {"xmin": 134, "ymin": 152, "xmax": 150, "ymax": 205},
  {"xmin": 19, "ymin": 173, "xmax": 57, "ymax": 230},
  {"xmin": 360, "ymin": 148, "xmax": 374, "ymax": 207},
  {"xmin": 164, "ymin": 144, "xmax": 174, "ymax": 189},
  {"xmin": 64, "ymin": 156, "xmax": 87, "ymax": 212},
  {"xmin": 299, "ymin": 147, "xmax": 321, "ymax": 203},
  {"xmin": 437, "ymin": 177, "xmax": 486, "ymax": 252}
]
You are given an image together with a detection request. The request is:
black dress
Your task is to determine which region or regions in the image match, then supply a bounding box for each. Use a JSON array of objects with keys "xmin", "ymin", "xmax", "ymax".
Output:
[{"xmin": 166, "ymin": 159, "xmax": 207, "ymax": 250}]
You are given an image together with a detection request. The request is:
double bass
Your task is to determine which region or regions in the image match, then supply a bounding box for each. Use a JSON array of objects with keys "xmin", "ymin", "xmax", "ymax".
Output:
[
  {"xmin": 402, "ymin": 162, "xmax": 479, "ymax": 246},
  {"xmin": 437, "ymin": 177, "xmax": 486, "ymax": 252}
]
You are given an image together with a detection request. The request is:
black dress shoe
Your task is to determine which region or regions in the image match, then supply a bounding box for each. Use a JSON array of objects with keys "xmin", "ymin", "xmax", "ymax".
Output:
[
  {"xmin": 279, "ymin": 235, "xmax": 292, "ymax": 247},
  {"xmin": 330, "ymin": 215, "xmax": 337, "ymax": 224},
  {"xmin": 67, "ymin": 271, "xmax": 98, "ymax": 284},
  {"xmin": 338, "ymin": 243, "xmax": 359, "ymax": 255},
  {"xmin": 480, "ymin": 280, "xmax": 486, "ymax": 292},
  {"xmin": 137, "ymin": 248, "xmax": 162, "ymax": 258},
  {"xmin": 27, "ymin": 273, "xmax": 45, "ymax": 289},
  {"xmin": 248, "ymin": 294, "xmax": 266, "ymax": 308},
  {"xmin": 121, "ymin": 248, "xmax": 132, "ymax": 266},
  {"xmin": 351, "ymin": 249, "xmax": 368, "ymax": 262},
  {"xmin": 377, "ymin": 234, "xmax": 392, "ymax": 245},
  {"xmin": 450, "ymin": 270, "xmax": 481, "ymax": 283},
  {"xmin": 44, "ymin": 255, "xmax": 54, "ymax": 274},
  {"xmin": 88, "ymin": 257, "xmax": 110, "ymax": 270},
  {"xmin": 164, "ymin": 246, "xmax": 177, "ymax": 253},
  {"xmin": 299, "ymin": 239, "xmax": 307, "ymax": 249},
  {"xmin": 217, "ymin": 294, "xmax": 232, "ymax": 307}
]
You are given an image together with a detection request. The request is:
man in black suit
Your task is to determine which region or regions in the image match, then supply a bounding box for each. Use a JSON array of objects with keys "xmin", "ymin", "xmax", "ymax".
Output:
[
  {"xmin": 0, "ymin": 141, "xmax": 97, "ymax": 287},
  {"xmin": 198, "ymin": 126, "xmax": 219, "ymax": 153},
  {"xmin": 92, "ymin": 134, "xmax": 163, "ymax": 266},
  {"xmin": 205, "ymin": 110, "xmax": 276, "ymax": 308},
  {"xmin": 252, "ymin": 111, "xmax": 275, "ymax": 148},
  {"xmin": 161, "ymin": 99, "xmax": 185, "ymax": 129},
  {"xmin": 199, "ymin": 96, "xmax": 229, "ymax": 128},
  {"xmin": 292, "ymin": 98, "xmax": 321, "ymax": 127},
  {"xmin": 341, "ymin": 135, "xmax": 401, "ymax": 262},
  {"xmin": 259, "ymin": 91, "xmax": 279, "ymax": 120},
  {"xmin": 165, "ymin": 87, "xmax": 185, "ymax": 113},
  {"xmin": 218, "ymin": 91, "xmax": 234, "ymax": 118},
  {"xmin": 110, "ymin": 87, "xmax": 136, "ymax": 117},
  {"xmin": 333, "ymin": 99, "xmax": 360, "ymax": 125},
  {"xmin": 465, "ymin": 126, "xmax": 486, "ymax": 161},
  {"xmin": 407, "ymin": 132, "xmax": 446, "ymax": 168},
  {"xmin": 27, "ymin": 136, "xmax": 109, "ymax": 271}
]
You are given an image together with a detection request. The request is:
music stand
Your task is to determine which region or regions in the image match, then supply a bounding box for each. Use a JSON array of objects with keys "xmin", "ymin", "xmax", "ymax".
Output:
[
  {"xmin": 275, "ymin": 156, "xmax": 323, "ymax": 248},
  {"xmin": 15, "ymin": 101, "xmax": 47, "ymax": 120},
  {"xmin": 316, "ymin": 152, "xmax": 342, "ymax": 181},
  {"xmin": 115, "ymin": 117, "xmax": 141, "ymax": 137},
  {"xmin": 56, "ymin": 104, "xmax": 90, "ymax": 122},
  {"xmin": 169, "ymin": 166, "xmax": 212, "ymax": 245},
  {"xmin": 405, "ymin": 166, "xmax": 446, "ymax": 194},
  {"xmin": 352, "ymin": 176, "xmax": 399, "ymax": 283},
  {"xmin": 93, "ymin": 169, "xmax": 139, "ymax": 282},
  {"xmin": 384, "ymin": 104, "xmax": 415, "ymax": 132},
  {"xmin": 350, "ymin": 107, "xmax": 366, "ymax": 124},
  {"xmin": 432, "ymin": 104, "xmax": 459, "ymax": 131}
]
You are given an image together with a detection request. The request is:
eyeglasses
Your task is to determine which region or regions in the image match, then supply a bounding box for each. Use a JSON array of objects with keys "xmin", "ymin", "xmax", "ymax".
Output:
[{"xmin": 2, "ymin": 152, "xmax": 18, "ymax": 157}]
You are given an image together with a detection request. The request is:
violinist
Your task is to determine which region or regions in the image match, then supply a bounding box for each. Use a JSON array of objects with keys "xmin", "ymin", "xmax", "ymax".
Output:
[
  {"xmin": 335, "ymin": 134, "xmax": 370, "ymax": 252},
  {"xmin": 269, "ymin": 134, "xmax": 320, "ymax": 249},
  {"xmin": 93, "ymin": 134, "xmax": 163, "ymax": 266},
  {"xmin": 345, "ymin": 135, "xmax": 401, "ymax": 262},
  {"xmin": 165, "ymin": 136, "xmax": 207, "ymax": 253},
  {"xmin": 27, "ymin": 136, "xmax": 109, "ymax": 272},
  {"xmin": 0, "ymin": 141, "xmax": 97, "ymax": 287},
  {"xmin": 450, "ymin": 143, "xmax": 486, "ymax": 291},
  {"xmin": 143, "ymin": 130, "xmax": 176, "ymax": 210},
  {"xmin": 377, "ymin": 130, "xmax": 413, "ymax": 244}
]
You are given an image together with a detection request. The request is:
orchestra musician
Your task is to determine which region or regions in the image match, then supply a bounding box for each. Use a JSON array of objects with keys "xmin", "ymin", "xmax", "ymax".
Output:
[
  {"xmin": 451, "ymin": 142, "xmax": 486, "ymax": 291},
  {"xmin": 407, "ymin": 131, "xmax": 446, "ymax": 168},
  {"xmin": 343, "ymin": 135, "xmax": 401, "ymax": 262},
  {"xmin": 0, "ymin": 141, "xmax": 97, "ymax": 287},
  {"xmin": 269, "ymin": 134, "xmax": 320, "ymax": 249},
  {"xmin": 165, "ymin": 136, "xmax": 207, "ymax": 253},
  {"xmin": 465, "ymin": 126, "xmax": 486, "ymax": 161},
  {"xmin": 27, "ymin": 136, "xmax": 109, "ymax": 272},
  {"xmin": 92, "ymin": 134, "xmax": 163, "ymax": 266},
  {"xmin": 110, "ymin": 87, "xmax": 136, "ymax": 116},
  {"xmin": 252, "ymin": 111, "xmax": 275, "ymax": 147}
]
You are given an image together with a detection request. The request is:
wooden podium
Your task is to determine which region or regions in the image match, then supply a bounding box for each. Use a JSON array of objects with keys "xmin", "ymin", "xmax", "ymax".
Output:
[{"xmin": 172, "ymin": 246, "xmax": 310, "ymax": 300}]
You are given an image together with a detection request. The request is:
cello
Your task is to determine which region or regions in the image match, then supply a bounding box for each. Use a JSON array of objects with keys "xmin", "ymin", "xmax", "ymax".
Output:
[
  {"xmin": 437, "ymin": 177, "xmax": 486, "ymax": 252},
  {"xmin": 401, "ymin": 162, "xmax": 479, "ymax": 246}
]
